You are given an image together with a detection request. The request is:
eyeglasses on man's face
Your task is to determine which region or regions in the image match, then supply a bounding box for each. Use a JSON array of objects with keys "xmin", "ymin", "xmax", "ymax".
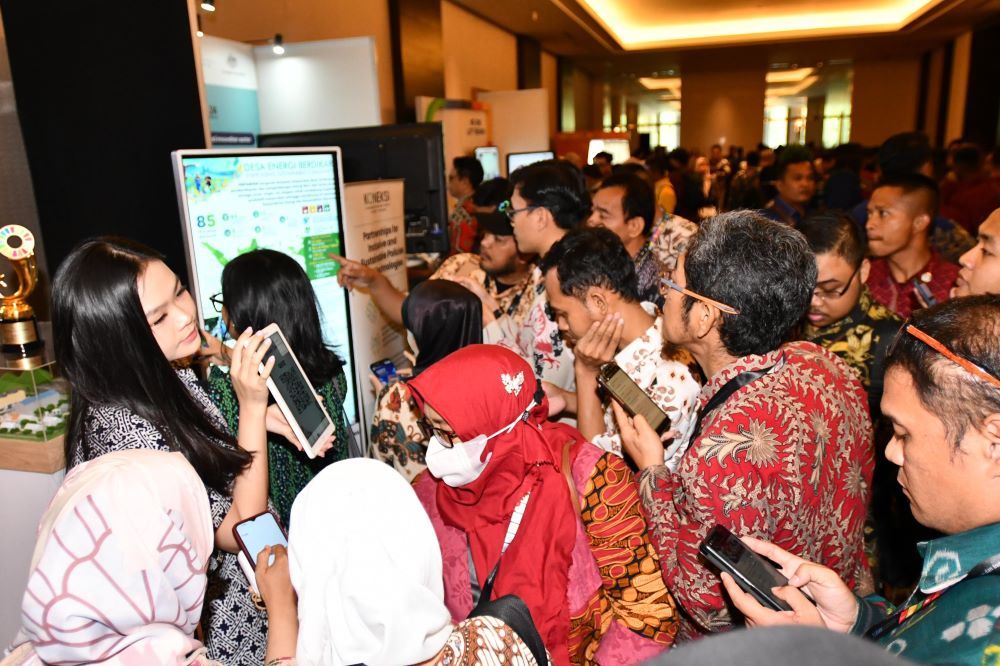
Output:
[
  {"xmin": 813, "ymin": 263, "xmax": 862, "ymax": 301},
  {"xmin": 659, "ymin": 275, "xmax": 741, "ymax": 316}
]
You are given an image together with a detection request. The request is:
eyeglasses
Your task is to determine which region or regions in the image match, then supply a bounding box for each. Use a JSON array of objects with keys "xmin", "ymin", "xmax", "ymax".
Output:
[
  {"xmin": 498, "ymin": 200, "xmax": 537, "ymax": 220},
  {"xmin": 813, "ymin": 264, "xmax": 861, "ymax": 301},
  {"xmin": 659, "ymin": 276, "xmax": 741, "ymax": 316},
  {"xmin": 209, "ymin": 292, "xmax": 224, "ymax": 313},
  {"xmin": 417, "ymin": 417, "xmax": 460, "ymax": 447},
  {"xmin": 889, "ymin": 322, "xmax": 1000, "ymax": 390}
]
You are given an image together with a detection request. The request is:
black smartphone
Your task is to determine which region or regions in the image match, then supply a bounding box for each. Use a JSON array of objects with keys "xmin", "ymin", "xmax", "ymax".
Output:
[
  {"xmin": 699, "ymin": 524, "xmax": 793, "ymax": 612},
  {"xmin": 913, "ymin": 280, "xmax": 938, "ymax": 307},
  {"xmin": 598, "ymin": 363, "xmax": 671, "ymax": 434},
  {"xmin": 370, "ymin": 358, "xmax": 398, "ymax": 384}
]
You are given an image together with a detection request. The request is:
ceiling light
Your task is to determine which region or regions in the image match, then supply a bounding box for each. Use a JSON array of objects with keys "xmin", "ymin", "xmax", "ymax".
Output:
[
  {"xmin": 765, "ymin": 67, "xmax": 815, "ymax": 84},
  {"xmin": 272, "ymin": 33, "xmax": 285, "ymax": 55},
  {"xmin": 196, "ymin": 15, "xmax": 204, "ymax": 38},
  {"xmin": 200, "ymin": 0, "xmax": 215, "ymax": 12},
  {"xmin": 638, "ymin": 77, "xmax": 681, "ymax": 91}
]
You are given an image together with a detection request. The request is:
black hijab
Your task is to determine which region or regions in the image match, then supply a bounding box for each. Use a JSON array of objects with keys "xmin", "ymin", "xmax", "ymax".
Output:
[{"xmin": 402, "ymin": 279, "xmax": 483, "ymax": 376}]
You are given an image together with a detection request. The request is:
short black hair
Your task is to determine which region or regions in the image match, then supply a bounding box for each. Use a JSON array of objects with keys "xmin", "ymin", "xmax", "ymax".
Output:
[
  {"xmin": 453, "ymin": 156, "xmax": 484, "ymax": 187},
  {"xmin": 472, "ymin": 177, "xmax": 512, "ymax": 209},
  {"xmin": 594, "ymin": 151, "xmax": 613, "ymax": 163},
  {"xmin": 582, "ymin": 164, "xmax": 603, "ymax": 180},
  {"xmin": 597, "ymin": 173, "xmax": 655, "ymax": 236},
  {"xmin": 874, "ymin": 172, "xmax": 939, "ymax": 217},
  {"xmin": 683, "ymin": 211, "xmax": 817, "ymax": 356},
  {"xmin": 776, "ymin": 145, "xmax": 814, "ymax": 180},
  {"xmin": 885, "ymin": 295, "xmax": 1000, "ymax": 447},
  {"xmin": 510, "ymin": 161, "xmax": 591, "ymax": 230},
  {"xmin": 669, "ymin": 148, "xmax": 690, "ymax": 167},
  {"xmin": 539, "ymin": 226, "xmax": 640, "ymax": 302},
  {"xmin": 799, "ymin": 211, "xmax": 866, "ymax": 268},
  {"xmin": 745, "ymin": 151, "xmax": 761, "ymax": 168},
  {"xmin": 611, "ymin": 162, "xmax": 647, "ymax": 178},
  {"xmin": 878, "ymin": 132, "xmax": 932, "ymax": 179}
]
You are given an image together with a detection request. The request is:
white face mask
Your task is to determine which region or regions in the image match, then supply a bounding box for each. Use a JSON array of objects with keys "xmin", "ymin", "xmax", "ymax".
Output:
[{"xmin": 424, "ymin": 401, "xmax": 536, "ymax": 488}]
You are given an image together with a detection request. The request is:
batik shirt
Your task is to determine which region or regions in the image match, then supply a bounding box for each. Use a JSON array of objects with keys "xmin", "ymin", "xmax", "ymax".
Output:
[
  {"xmin": 369, "ymin": 380, "xmax": 427, "ymax": 482},
  {"xmin": 434, "ymin": 616, "xmax": 550, "ymax": 665},
  {"xmin": 866, "ymin": 251, "xmax": 959, "ymax": 319},
  {"xmin": 432, "ymin": 252, "xmax": 535, "ymax": 331},
  {"xmin": 448, "ymin": 195, "xmax": 477, "ymax": 255},
  {"xmin": 633, "ymin": 214, "xmax": 698, "ymax": 306},
  {"xmin": 804, "ymin": 286, "xmax": 902, "ymax": 414},
  {"xmin": 485, "ymin": 266, "xmax": 575, "ymax": 391},
  {"xmin": 592, "ymin": 310, "xmax": 701, "ymax": 470},
  {"xmin": 648, "ymin": 213, "xmax": 698, "ymax": 274},
  {"xmin": 637, "ymin": 342, "xmax": 874, "ymax": 639},
  {"xmin": 851, "ymin": 521, "xmax": 1000, "ymax": 665}
]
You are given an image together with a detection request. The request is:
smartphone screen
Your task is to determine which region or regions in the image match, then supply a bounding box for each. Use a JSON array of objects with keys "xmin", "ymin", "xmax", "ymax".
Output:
[
  {"xmin": 699, "ymin": 524, "xmax": 792, "ymax": 611},
  {"xmin": 262, "ymin": 330, "xmax": 332, "ymax": 447},
  {"xmin": 234, "ymin": 512, "xmax": 287, "ymax": 567},
  {"xmin": 598, "ymin": 363, "xmax": 670, "ymax": 433},
  {"xmin": 370, "ymin": 358, "xmax": 398, "ymax": 384}
]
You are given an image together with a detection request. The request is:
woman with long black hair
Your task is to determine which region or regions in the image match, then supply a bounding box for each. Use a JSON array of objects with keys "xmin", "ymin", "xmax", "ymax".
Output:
[
  {"xmin": 207, "ymin": 249, "xmax": 351, "ymax": 527},
  {"xmin": 52, "ymin": 237, "xmax": 284, "ymax": 666}
]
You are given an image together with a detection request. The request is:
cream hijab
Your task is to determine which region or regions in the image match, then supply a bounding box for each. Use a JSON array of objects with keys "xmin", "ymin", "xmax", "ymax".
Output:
[
  {"xmin": 289, "ymin": 458, "xmax": 453, "ymax": 666},
  {"xmin": 12, "ymin": 449, "xmax": 214, "ymax": 665}
]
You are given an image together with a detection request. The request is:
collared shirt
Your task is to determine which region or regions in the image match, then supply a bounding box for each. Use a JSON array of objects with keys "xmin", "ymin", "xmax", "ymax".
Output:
[
  {"xmin": 866, "ymin": 251, "xmax": 960, "ymax": 319},
  {"xmin": 852, "ymin": 521, "xmax": 1000, "ymax": 665},
  {"xmin": 448, "ymin": 194, "xmax": 477, "ymax": 255},
  {"xmin": 804, "ymin": 286, "xmax": 902, "ymax": 413},
  {"xmin": 592, "ymin": 309, "xmax": 702, "ymax": 470},
  {"xmin": 431, "ymin": 252, "xmax": 535, "ymax": 331},
  {"xmin": 485, "ymin": 265, "xmax": 575, "ymax": 391},
  {"xmin": 637, "ymin": 341, "xmax": 874, "ymax": 639},
  {"xmin": 762, "ymin": 196, "xmax": 807, "ymax": 227}
]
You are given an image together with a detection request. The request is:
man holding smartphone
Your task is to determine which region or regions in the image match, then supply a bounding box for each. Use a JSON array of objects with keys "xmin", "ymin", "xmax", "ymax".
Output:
[
  {"xmin": 541, "ymin": 227, "xmax": 701, "ymax": 469},
  {"xmin": 720, "ymin": 297, "xmax": 1000, "ymax": 666},
  {"xmin": 614, "ymin": 211, "xmax": 873, "ymax": 640}
]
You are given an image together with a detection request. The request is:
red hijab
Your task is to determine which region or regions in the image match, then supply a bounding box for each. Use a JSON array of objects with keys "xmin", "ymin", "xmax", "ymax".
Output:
[{"xmin": 408, "ymin": 344, "xmax": 585, "ymax": 665}]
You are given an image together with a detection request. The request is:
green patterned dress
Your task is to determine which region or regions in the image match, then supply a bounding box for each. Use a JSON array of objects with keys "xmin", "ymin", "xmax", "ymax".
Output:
[{"xmin": 206, "ymin": 365, "xmax": 350, "ymax": 527}]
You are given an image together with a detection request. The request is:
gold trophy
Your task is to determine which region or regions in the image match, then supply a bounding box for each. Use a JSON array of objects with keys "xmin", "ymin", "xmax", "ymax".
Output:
[{"xmin": 0, "ymin": 224, "xmax": 43, "ymax": 363}]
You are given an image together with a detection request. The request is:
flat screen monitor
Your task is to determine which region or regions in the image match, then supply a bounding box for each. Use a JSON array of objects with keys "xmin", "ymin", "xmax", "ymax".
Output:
[
  {"xmin": 474, "ymin": 146, "xmax": 500, "ymax": 181},
  {"xmin": 506, "ymin": 150, "xmax": 554, "ymax": 175},
  {"xmin": 588, "ymin": 139, "xmax": 631, "ymax": 166},
  {"xmin": 258, "ymin": 123, "xmax": 448, "ymax": 254},
  {"xmin": 171, "ymin": 148, "xmax": 358, "ymax": 424}
]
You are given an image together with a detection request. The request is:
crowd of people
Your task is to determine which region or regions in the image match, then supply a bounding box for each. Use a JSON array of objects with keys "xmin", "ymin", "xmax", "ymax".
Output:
[{"xmin": 4, "ymin": 129, "xmax": 1000, "ymax": 666}]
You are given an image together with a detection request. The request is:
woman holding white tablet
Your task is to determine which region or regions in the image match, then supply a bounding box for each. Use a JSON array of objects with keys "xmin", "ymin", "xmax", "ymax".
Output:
[{"xmin": 51, "ymin": 237, "xmax": 305, "ymax": 666}]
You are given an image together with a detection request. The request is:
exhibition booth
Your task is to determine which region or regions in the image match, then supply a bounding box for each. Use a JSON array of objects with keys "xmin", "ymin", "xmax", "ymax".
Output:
[{"xmin": 0, "ymin": 30, "xmax": 572, "ymax": 643}]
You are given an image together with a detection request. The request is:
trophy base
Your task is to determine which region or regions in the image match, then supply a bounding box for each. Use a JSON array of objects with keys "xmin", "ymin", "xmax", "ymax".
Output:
[{"xmin": 1, "ymin": 317, "xmax": 44, "ymax": 368}]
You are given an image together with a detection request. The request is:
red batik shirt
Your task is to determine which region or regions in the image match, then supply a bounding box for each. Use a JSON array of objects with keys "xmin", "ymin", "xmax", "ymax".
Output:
[
  {"xmin": 865, "ymin": 251, "xmax": 959, "ymax": 319},
  {"xmin": 637, "ymin": 341, "xmax": 874, "ymax": 639}
]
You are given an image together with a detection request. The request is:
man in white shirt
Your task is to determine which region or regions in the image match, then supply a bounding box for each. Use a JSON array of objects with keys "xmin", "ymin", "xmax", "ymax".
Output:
[{"xmin": 541, "ymin": 227, "xmax": 701, "ymax": 468}]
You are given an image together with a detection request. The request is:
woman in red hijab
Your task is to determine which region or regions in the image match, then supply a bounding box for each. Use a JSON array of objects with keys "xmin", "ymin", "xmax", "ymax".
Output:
[{"xmin": 408, "ymin": 344, "xmax": 678, "ymax": 665}]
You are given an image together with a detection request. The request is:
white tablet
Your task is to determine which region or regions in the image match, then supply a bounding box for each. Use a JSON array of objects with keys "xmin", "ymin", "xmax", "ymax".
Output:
[{"xmin": 257, "ymin": 323, "xmax": 335, "ymax": 459}]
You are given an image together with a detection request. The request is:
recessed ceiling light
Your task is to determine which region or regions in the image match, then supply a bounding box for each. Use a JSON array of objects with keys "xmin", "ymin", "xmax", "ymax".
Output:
[{"xmin": 201, "ymin": 0, "xmax": 215, "ymax": 12}]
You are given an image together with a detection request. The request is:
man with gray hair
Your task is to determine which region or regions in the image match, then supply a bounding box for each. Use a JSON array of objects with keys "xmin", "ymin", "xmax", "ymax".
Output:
[{"xmin": 615, "ymin": 211, "xmax": 874, "ymax": 640}]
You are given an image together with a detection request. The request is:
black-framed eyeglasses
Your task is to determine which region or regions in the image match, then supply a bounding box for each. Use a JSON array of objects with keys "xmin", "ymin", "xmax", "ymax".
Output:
[
  {"xmin": 498, "ymin": 199, "xmax": 537, "ymax": 220},
  {"xmin": 888, "ymin": 321, "xmax": 1000, "ymax": 390},
  {"xmin": 417, "ymin": 417, "xmax": 460, "ymax": 447},
  {"xmin": 813, "ymin": 264, "xmax": 861, "ymax": 301},
  {"xmin": 209, "ymin": 292, "xmax": 224, "ymax": 314}
]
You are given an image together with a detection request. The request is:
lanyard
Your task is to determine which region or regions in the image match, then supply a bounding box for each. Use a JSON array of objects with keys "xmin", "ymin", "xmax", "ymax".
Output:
[
  {"xmin": 864, "ymin": 553, "xmax": 1000, "ymax": 640},
  {"xmin": 692, "ymin": 364, "xmax": 777, "ymax": 441}
]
